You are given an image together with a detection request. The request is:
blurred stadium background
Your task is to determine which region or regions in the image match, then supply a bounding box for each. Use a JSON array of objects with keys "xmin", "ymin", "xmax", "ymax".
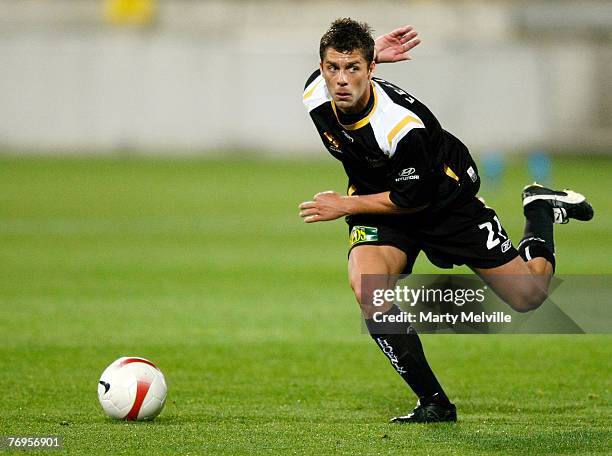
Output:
[
  {"xmin": 1, "ymin": 1, "xmax": 610, "ymax": 454},
  {"xmin": 1, "ymin": 0, "xmax": 611, "ymax": 155}
]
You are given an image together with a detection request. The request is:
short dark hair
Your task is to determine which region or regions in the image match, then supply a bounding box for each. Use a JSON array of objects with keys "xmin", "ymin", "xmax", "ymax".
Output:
[{"xmin": 319, "ymin": 18, "xmax": 375, "ymax": 65}]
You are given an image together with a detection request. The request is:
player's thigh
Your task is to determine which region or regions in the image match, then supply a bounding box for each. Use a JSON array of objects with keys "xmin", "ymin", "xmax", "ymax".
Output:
[{"xmin": 348, "ymin": 244, "xmax": 408, "ymax": 276}]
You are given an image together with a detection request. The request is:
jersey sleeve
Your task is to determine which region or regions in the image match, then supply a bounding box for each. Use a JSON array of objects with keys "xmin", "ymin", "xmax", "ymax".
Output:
[{"xmin": 387, "ymin": 129, "xmax": 435, "ymax": 209}]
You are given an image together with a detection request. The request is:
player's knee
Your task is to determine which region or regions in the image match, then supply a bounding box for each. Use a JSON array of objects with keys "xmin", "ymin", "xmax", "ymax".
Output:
[
  {"xmin": 508, "ymin": 289, "xmax": 547, "ymax": 313},
  {"xmin": 350, "ymin": 276, "xmax": 364, "ymax": 306},
  {"xmin": 349, "ymin": 276, "xmax": 377, "ymax": 316}
]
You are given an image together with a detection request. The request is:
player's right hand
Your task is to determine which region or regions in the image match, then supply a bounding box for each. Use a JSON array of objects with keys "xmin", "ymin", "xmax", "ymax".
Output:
[
  {"xmin": 374, "ymin": 25, "xmax": 421, "ymax": 64},
  {"xmin": 299, "ymin": 191, "xmax": 350, "ymax": 223}
]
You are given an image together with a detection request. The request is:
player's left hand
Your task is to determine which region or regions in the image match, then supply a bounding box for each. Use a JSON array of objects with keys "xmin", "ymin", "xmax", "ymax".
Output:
[
  {"xmin": 374, "ymin": 25, "xmax": 421, "ymax": 64},
  {"xmin": 299, "ymin": 191, "xmax": 350, "ymax": 223}
]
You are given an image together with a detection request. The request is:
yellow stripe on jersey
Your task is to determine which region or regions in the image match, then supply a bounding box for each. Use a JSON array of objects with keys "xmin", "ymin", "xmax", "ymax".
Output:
[
  {"xmin": 303, "ymin": 79, "xmax": 323, "ymax": 100},
  {"xmin": 331, "ymin": 82, "xmax": 378, "ymax": 131},
  {"xmin": 444, "ymin": 164, "xmax": 460, "ymax": 182},
  {"xmin": 347, "ymin": 184, "xmax": 357, "ymax": 196},
  {"xmin": 387, "ymin": 115, "xmax": 424, "ymax": 146}
]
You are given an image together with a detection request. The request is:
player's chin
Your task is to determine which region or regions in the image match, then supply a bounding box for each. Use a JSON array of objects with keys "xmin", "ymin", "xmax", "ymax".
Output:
[{"xmin": 334, "ymin": 98, "xmax": 354, "ymax": 109}]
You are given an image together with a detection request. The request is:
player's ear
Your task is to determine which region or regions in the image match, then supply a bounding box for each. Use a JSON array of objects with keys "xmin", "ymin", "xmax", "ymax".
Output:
[{"xmin": 368, "ymin": 61, "xmax": 376, "ymax": 78}]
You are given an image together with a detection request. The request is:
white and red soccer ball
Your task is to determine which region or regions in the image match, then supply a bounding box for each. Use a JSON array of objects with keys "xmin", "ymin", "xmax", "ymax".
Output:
[{"xmin": 97, "ymin": 356, "xmax": 167, "ymax": 421}]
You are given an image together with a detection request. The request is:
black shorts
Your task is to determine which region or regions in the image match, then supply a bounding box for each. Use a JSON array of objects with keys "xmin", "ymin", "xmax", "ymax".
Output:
[{"xmin": 347, "ymin": 197, "xmax": 519, "ymax": 274}]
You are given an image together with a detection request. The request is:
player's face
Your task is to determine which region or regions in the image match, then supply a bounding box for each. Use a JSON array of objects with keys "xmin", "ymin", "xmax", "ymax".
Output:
[{"xmin": 320, "ymin": 48, "xmax": 375, "ymax": 114}]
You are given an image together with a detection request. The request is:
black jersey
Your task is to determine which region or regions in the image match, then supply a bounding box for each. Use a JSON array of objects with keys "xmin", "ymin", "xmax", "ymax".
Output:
[{"xmin": 303, "ymin": 69, "xmax": 480, "ymax": 212}]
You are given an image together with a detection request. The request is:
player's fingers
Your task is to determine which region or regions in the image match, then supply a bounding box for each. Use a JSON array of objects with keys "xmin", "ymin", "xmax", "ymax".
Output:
[
  {"xmin": 399, "ymin": 41, "xmax": 421, "ymax": 61},
  {"xmin": 299, "ymin": 201, "xmax": 316, "ymax": 210},
  {"xmin": 299, "ymin": 208, "xmax": 318, "ymax": 218},
  {"xmin": 403, "ymin": 38, "xmax": 421, "ymax": 51},
  {"xmin": 390, "ymin": 25, "xmax": 413, "ymax": 37},
  {"xmin": 398, "ymin": 30, "xmax": 418, "ymax": 44},
  {"xmin": 314, "ymin": 190, "xmax": 336, "ymax": 199},
  {"xmin": 304, "ymin": 214, "xmax": 321, "ymax": 223}
]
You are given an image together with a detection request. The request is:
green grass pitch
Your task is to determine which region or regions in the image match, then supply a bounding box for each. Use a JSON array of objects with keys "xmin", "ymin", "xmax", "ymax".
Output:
[{"xmin": 0, "ymin": 155, "xmax": 610, "ymax": 454}]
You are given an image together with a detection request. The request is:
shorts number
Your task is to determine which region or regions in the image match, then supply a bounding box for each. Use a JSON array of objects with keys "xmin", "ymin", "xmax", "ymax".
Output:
[{"xmin": 478, "ymin": 216, "xmax": 507, "ymax": 250}]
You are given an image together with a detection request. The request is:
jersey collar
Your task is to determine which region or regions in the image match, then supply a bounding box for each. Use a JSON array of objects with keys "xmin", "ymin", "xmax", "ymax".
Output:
[{"xmin": 331, "ymin": 82, "xmax": 378, "ymax": 131}]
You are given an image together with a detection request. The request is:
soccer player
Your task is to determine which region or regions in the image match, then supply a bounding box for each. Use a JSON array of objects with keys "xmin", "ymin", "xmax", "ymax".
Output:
[{"xmin": 299, "ymin": 18, "xmax": 594, "ymax": 423}]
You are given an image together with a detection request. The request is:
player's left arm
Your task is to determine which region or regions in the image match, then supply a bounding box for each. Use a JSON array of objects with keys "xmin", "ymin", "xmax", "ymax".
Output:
[
  {"xmin": 374, "ymin": 25, "xmax": 421, "ymax": 64},
  {"xmin": 299, "ymin": 191, "xmax": 425, "ymax": 223}
]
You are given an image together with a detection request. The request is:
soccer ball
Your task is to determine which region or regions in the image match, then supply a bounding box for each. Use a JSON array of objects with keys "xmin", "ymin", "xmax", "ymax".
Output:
[{"xmin": 97, "ymin": 356, "xmax": 167, "ymax": 421}]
